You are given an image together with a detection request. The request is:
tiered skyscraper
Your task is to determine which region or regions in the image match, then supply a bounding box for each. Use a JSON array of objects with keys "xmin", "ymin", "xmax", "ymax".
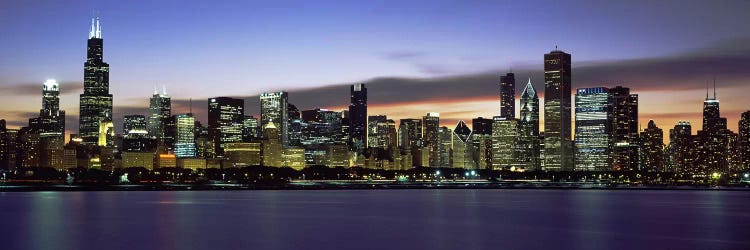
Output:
[
  {"xmin": 79, "ymin": 16, "xmax": 112, "ymax": 145},
  {"xmin": 543, "ymin": 49, "xmax": 573, "ymax": 170}
]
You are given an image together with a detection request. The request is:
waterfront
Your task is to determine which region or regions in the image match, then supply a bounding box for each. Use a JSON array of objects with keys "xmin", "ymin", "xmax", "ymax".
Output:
[{"xmin": 1, "ymin": 190, "xmax": 749, "ymax": 250}]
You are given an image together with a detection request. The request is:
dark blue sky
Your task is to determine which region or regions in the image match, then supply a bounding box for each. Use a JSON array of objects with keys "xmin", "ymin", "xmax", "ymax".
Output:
[{"xmin": 1, "ymin": 0, "xmax": 750, "ymax": 134}]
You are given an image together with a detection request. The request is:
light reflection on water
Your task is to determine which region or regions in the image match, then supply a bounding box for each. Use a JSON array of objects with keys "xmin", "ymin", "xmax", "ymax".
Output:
[{"xmin": 0, "ymin": 190, "xmax": 749, "ymax": 250}]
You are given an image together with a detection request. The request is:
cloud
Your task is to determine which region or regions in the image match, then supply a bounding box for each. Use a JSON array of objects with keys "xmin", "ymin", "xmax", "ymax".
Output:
[
  {"xmin": 381, "ymin": 51, "xmax": 427, "ymax": 61},
  {"xmin": 0, "ymin": 81, "xmax": 83, "ymax": 96}
]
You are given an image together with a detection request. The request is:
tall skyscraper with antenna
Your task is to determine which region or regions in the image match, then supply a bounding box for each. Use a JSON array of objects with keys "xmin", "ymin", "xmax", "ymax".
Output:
[
  {"xmin": 79, "ymin": 15, "xmax": 112, "ymax": 145},
  {"xmin": 499, "ymin": 73, "xmax": 515, "ymax": 119}
]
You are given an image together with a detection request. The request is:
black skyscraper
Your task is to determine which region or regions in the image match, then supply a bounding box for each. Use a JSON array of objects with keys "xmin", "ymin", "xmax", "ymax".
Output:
[
  {"xmin": 79, "ymin": 16, "xmax": 112, "ymax": 145},
  {"xmin": 610, "ymin": 86, "xmax": 639, "ymax": 171},
  {"xmin": 543, "ymin": 49, "xmax": 573, "ymax": 171},
  {"xmin": 208, "ymin": 97, "xmax": 244, "ymax": 156},
  {"xmin": 499, "ymin": 73, "xmax": 515, "ymax": 119},
  {"xmin": 349, "ymin": 84, "xmax": 367, "ymax": 154}
]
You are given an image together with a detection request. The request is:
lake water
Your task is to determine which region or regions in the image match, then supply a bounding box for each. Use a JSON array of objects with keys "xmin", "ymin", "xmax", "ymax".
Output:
[{"xmin": 1, "ymin": 190, "xmax": 749, "ymax": 250}]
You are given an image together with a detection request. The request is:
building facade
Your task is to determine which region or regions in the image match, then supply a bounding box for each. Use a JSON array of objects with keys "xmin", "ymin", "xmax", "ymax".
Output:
[{"xmin": 543, "ymin": 50, "xmax": 573, "ymax": 171}]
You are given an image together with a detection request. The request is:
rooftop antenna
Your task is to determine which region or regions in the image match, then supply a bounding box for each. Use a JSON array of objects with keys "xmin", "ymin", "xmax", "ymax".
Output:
[
  {"xmin": 705, "ymin": 81, "xmax": 709, "ymax": 99},
  {"xmin": 189, "ymin": 98, "xmax": 193, "ymax": 114},
  {"xmin": 713, "ymin": 77, "xmax": 716, "ymax": 99},
  {"xmin": 162, "ymin": 85, "xmax": 167, "ymax": 95},
  {"xmin": 509, "ymin": 57, "xmax": 513, "ymax": 73},
  {"xmin": 153, "ymin": 86, "xmax": 158, "ymax": 95}
]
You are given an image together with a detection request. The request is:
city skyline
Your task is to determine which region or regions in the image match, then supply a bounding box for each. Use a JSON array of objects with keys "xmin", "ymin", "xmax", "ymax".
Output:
[{"xmin": 2, "ymin": 1, "xmax": 750, "ymax": 144}]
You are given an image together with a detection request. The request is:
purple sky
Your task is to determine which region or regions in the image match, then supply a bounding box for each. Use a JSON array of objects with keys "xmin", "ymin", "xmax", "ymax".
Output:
[{"xmin": 1, "ymin": 0, "xmax": 750, "ymax": 138}]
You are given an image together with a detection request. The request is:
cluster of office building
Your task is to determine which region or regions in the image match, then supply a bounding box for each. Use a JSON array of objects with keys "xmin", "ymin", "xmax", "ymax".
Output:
[{"xmin": 1, "ymin": 17, "xmax": 749, "ymax": 175}]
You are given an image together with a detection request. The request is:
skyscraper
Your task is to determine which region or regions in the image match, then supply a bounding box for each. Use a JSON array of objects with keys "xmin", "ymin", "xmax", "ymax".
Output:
[
  {"xmin": 610, "ymin": 86, "xmax": 639, "ymax": 171},
  {"xmin": 471, "ymin": 117, "xmax": 493, "ymax": 170},
  {"xmin": 491, "ymin": 117, "xmax": 519, "ymax": 170},
  {"xmin": 242, "ymin": 116, "xmax": 260, "ymax": 142},
  {"xmin": 641, "ymin": 120, "xmax": 665, "ymax": 172},
  {"xmin": 208, "ymin": 97, "xmax": 244, "ymax": 156},
  {"xmin": 262, "ymin": 122, "xmax": 282, "ymax": 167},
  {"xmin": 696, "ymin": 82, "xmax": 729, "ymax": 173},
  {"xmin": 740, "ymin": 111, "xmax": 750, "ymax": 170},
  {"xmin": 398, "ymin": 119, "xmax": 422, "ymax": 151},
  {"xmin": 423, "ymin": 113, "xmax": 440, "ymax": 167},
  {"xmin": 574, "ymin": 87, "xmax": 611, "ymax": 171},
  {"xmin": 438, "ymin": 126, "xmax": 452, "ymax": 167},
  {"xmin": 499, "ymin": 73, "xmax": 515, "ymax": 119},
  {"xmin": 175, "ymin": 114, "xmax": 196, "ymax": 158},
  {"xmin": 148, "ymin": 88, "xmax": 171, "ymax": 142},
  {"xmin": 518, "ymin": 79, "xmax": 540, "ymax": 170},
  {"xmin": 260, "ymin": 92, "xmax": 289, "ymax": 146},
  {"xmin": 349, "ymin": 84, "xmax": 367, "ymax": 154},
  {"xmin": 543, "ymin": 49, "xmax": 573, "ymax": 171},
  {"xmin": 367, "ymin": 115, "xmax": 388, "ymax": 148},
  {"xmin": 452, "ymin": 120, "xmax": 473, "ymax": 169},
  {"xmin": 668, "ymin": 121, "xmax": 693, "ymax": 173},
  {"xmin": 122, "ymin": 115, "xmax": 154, "ymax": 152},
  {"xmin": 38, "ymin": 79, "xmax": 66, "ymax": 137},
  {"xmin": 79, "ymin": 16, "xmax": 113, "ymax": 145}
]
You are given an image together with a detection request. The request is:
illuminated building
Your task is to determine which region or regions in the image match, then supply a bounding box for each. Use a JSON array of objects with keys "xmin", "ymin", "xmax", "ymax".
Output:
[
  {"xmin": 283, "ymin": 147, "xmax": 306, "ymax": 170},
  {"xmin": 349, "ymin": 84, "xmax": 367, "ymax": 154},
  {"xmin": 79, "ymin": 16, "xmax": 113, "ymax": 145},
  {"xmin": 223, "ymin": 142, "xmax": 261, "ymax": 166},
  {"xmin": 0, "ymin": 120, "xmax": 10, "ymax": 170},
  {"xmin": 543, "ymin": 49, "xmax": 573, "ymax": 171},
  {"xmin": 242, "ymin": 115, "xmax": 260, "ymax": 142},
  {"xmin": 377, "ymin": 119, "xmax": 397, "ymax": 151},
  {"xmin": 177, "ymin": 158, "xmax": 206, "ymax": 170},
  {"xmin": 18, "ymin": 127, "xmax": 40, "ymax": 168},
  {"xmin": 574, "ymin": 87, "xmax": 611, "ymax": 171},
  {"xmin": 147, "ymin": 88, "xmax": 170, "ymax": 139},
  {"xmin": 367, "ymin": 115, "xmax": 387, "ymax": 148},
  {"xmin": 491, "ymin": 117, "xmax": 519, "ymax": 170},
  {"xmin": 174, "ymin": 114, "xmax": 196, "ymax": 158},
  {"xmin": 124, "ymin": 115, "xmax": 147, "ymax": 137},
  {"xmin": 641, "ymin": 120, "xmax": 665, "ymax": 172},
  {"xmin": 398, "ymin": 118, "xmax": 422, "ymax": 167},
  {"xmin": 123, "ymin": 115, "xmax": 155, "ymax": 152},
  {"xmin": 518, "ymin": 79, "xmax": 540, "ymax": 170},
  {"xmin": 327, "ymin": 144, "xmax": 351, "ymax": 167},
  {"xmin": 499, "ymin": 72, "xmax": 515, "ymax": 119},
  {"xmin": 262, "ymin": 122, "xmax": 282, "ymax": 167},
  {"xmin": 740, "ymin": 111, "xmax": 750, "ymax": 170},
  {"xmin": 437, "ymin": 126, "xmax": 452, "ymax": 167},
  {"xmin": 122, "ymin": 151, "xmax": 155, "ymax": 170},
  {"xmin": 157, "ymin": 153, "xmax": 177, "ymax": 168},
  {"xmin": 452, "ymin": 120, "xmax": 473, "ymax": 169},
  {"xmin": 30, "ymin": 79, "xmax": 66, "ymax": 169},
  {"xmin": 423, "ymin": 113, "xmax": 440, "ymax": 166},
  {"xmin": 98, "ymin": 121, "xmax": 115, "ymax": 147},
  {"xmin": 471, "ymin": 117, "xmax": 493, "ymax": 169},
  {"xmin": 260, "ymin": 92, "xmax": 289, "ymax": 147},
  {"xmin": 667, "ymin": 121, "xmax": 693, "ymax": 173},
  {"xmin": 695, "ymin": 82, "xmax": 729, "ymax": 173},
  {"xmin": 610, "ymin": 86, "xmax": 639, "ymax": 171},
  {"xmin": 208, "ymin": 97, "xmax": 244, "ymax": 156}
]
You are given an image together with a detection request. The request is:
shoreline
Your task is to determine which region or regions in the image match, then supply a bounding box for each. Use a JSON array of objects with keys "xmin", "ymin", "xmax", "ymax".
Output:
[{"xmin": 2, "ymin": 181, "xmax": 749, "ymax": 192}]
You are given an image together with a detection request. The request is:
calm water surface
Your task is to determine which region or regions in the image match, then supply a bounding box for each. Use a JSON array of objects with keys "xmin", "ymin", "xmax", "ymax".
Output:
[{"xmin": 1, "ymin": 190, "xmax": 749, "ymax": 250}]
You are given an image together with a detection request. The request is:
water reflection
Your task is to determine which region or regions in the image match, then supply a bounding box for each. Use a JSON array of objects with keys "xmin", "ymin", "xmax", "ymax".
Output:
[{"xmin": 0, "ymin": 190, "xmax": 749, "ymax": 250}]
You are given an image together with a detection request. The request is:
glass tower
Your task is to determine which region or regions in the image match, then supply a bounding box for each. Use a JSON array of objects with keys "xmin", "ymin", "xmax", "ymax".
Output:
[
  {"xmin": 543, "ymin": 49, "xmax": 573, "ymax": 171},
  {"xmin": 574, "ymin": 87, "xmax": 611, "ymax": 171}
]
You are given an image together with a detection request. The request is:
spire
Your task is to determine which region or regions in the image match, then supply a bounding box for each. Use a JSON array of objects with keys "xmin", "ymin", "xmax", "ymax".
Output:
[
  {"xmin": 521, "ymin": 78, "xmax": 537, "ymax": 98},
  {"xmin": 713, "ymin": 78, "xmax": 717, "ymax": 99},
  {"xmin": 705, "ymin": 81, "xmax": 709, "ymax": 99},
  {"xmin": 95, "ymin": 16, "xmax": 101, "ymax": 38},
  {"xmin": 189, "ymin": 98, "xmax": 193, "ymax": 114},
  {"xmin": 89, "ymin": 17, "xmax": 96, "ymax": 39},
  {"xmin": 162, "ymin": 85, "xmax": 167, "ymax": 96},
  {"xmin": 153, "ymin": 86, "xmax": 158, "ymax": 95},
  {"xmin": 88, "ymin": 13, "xmax": 102, "ymax": 39}
]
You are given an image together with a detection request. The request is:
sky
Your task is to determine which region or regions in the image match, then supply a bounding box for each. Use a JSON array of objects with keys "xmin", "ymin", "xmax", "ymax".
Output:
[{"xmin": 1, "ymin": 0, "xmax": 750, "ymax": 143}]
